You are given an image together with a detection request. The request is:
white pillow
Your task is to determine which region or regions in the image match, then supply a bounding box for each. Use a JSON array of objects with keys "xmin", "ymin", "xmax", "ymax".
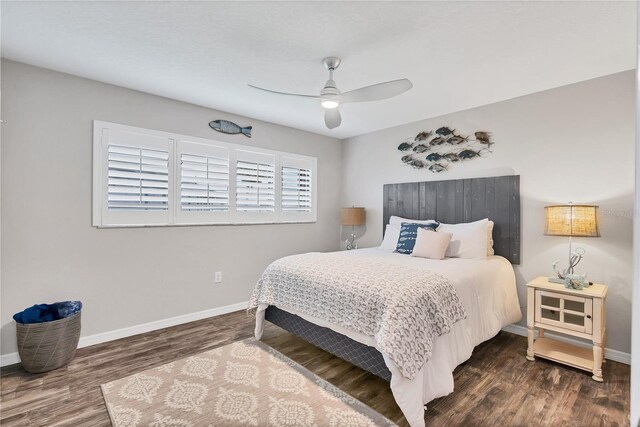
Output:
[
  {"xmin": 487, "ymin": 220, "xmax": 495, "ymax": 256},
  {"xmin": 437, "ymin": 218, "xmax": 489, "ymax": 259},
  {"xmin": 410, "ymin": 228, "xmax": 453, "ymax": 260},
  {"xmin": 380, "ymin": 224, "xmax": 400, "ymax": 251},
  {"xmin": 389, "ymin": 215, "xmax": 438, "ymax": 228}
]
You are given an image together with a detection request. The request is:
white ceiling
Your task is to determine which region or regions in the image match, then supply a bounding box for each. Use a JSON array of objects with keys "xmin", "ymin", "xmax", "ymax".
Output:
[{"xmin": 2, "ymin": 1, "xmax": 636, "ymax": 139}]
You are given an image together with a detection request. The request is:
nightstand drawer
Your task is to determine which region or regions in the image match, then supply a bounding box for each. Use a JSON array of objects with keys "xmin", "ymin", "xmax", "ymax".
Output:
[{"xmin": 534, "ymin": 290, "xmax": 593, "ymax": 334}]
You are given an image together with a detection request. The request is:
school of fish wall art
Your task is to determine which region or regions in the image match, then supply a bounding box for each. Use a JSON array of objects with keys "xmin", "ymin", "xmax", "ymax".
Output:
[{"xmin": 397, "ymin": 127, "xmax": 494, "ymax": 173}]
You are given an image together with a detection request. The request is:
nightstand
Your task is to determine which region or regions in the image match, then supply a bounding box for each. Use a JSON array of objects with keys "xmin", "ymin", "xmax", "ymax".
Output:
[{"xmin": 526, "ymin": 276, "xmax": 607, "ymax": 382}]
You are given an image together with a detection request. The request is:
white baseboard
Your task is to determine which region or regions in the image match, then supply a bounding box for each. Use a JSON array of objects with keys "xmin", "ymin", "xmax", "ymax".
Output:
[
  {"xmin": 501, "ymin": 324, "xmax": 631, "ymax": 365},
  {"xmin": 0, "ymin": 352, "xmax": 20, "ymax": 367},
  {"xmin": 3, "ymin": 311, "xmax": 629, "ymax": 368},
  {"xmin": 0, "ymin": 301, "xmax": 249, "ymax": 368}
]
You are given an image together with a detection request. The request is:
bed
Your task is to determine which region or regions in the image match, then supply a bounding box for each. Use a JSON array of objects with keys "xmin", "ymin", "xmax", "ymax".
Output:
[{"xmin": 251, "ymin": 175, "xmax": 522, "ymax": 427}]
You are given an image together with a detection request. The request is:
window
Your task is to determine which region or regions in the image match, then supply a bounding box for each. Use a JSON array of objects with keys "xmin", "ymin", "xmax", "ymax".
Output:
[
  {"xmin": 174, "ymin": 137, "xmax": 231, "ymax": 224},
  {"xmin": 280, "ymin": 155, "xmax": 313, "ymax": 223},
  {"xmin": 180, "ymin": 153, "xmax": 229, "ymax": 212},
  {"xmin": 107, "ymin": 145, "xmax": 170, "ymax": 212},
  {"xmin": 235, "ymin": 150, "xmax": 277, "ymax": 211},
  {"xmin": 236, "ymin": 161, "xmax": 275, "ymax": 212},
  {"xmin": 281, "ymin": 166, "xmax": 312, "ymax": 212},
  {"xmin": 93, "ymin": 121, "xmax": 316, "ymax": 227}
]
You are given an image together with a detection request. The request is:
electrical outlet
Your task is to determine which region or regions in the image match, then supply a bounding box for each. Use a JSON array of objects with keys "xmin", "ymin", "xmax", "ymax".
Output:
[{"xmin": 214, "ymin": 271, "xmax": 222, "ymax": 283}]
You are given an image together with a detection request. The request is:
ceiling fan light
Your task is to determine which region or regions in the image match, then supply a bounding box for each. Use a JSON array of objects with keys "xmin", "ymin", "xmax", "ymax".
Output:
[{"xmin": 321, "ymin": 99, "xmax": 339, "ymax": 109}]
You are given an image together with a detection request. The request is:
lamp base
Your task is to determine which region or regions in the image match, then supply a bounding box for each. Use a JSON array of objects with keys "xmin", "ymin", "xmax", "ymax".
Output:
[{"xmin": 345, "ymin": 234, "xmax": 358, "ymax": 250}]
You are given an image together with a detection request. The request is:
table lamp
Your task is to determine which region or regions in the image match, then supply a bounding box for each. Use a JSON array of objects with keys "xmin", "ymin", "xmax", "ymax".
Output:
[
  {"xmin": 544, "ymin": 203, "xmax": 600, "ymax": 284},
  {"xmin": 341, "ymin": 207, "xmax": 365, "ymax": 250}
]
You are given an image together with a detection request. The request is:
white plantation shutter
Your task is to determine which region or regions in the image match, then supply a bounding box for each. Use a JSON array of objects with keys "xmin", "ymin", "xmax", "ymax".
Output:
[
  {"xmin": 281, "ymin": 166, "xmax": 311, "ymax": 212},
  {"xmin": 107, "ymin": 145, "xmax": 170, "ymax": 211},
  {"xmin": 280, "ymin": 156, "xmax": 316, "ymax": 222},
  {"xmin": 236, "ymin": 154, "xmax": 276, "ymax": 213},
  {"xmin": 175, "ymin": 139, "xmax": 230, "ymax": 224},
  {"xmin": 180, "ymin": 154, "xmax": 229, "ymax": 212}
]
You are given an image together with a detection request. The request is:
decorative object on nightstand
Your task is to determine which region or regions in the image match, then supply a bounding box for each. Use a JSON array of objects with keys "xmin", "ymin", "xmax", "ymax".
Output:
[
  {"xmin": 544, "ymin": 203, "xmax": 599, "ymax": 285},
  {"xmin": 564, "ymin": 273, "xmax": 587, "ymax": 290},
  {"xmin": 340, "ymin": 207, "xmax": 365, "ymax": 250},
  {"xmin": 526, "ymin": 276, "xmax": 607, "ymax": 382}
]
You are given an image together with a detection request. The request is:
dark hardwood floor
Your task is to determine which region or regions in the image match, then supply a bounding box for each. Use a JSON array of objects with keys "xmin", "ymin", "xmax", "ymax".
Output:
[{"xmin": 0, "ymin": 310, "xmax": 631, "ymax": 426}]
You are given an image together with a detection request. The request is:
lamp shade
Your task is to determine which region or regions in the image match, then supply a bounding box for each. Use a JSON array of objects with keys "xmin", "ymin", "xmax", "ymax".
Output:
[
  {"xmin": 340, "ymin": 207, "xmax": 365, "ymax": 226},
  {"xmin": 544, "ymin": 204, "xmax": 600, "ymax": 237}
]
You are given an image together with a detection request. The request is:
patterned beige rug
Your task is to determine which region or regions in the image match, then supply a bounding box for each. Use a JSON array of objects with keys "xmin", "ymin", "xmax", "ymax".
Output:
[{"xmin": 101, "ymin": 339, "xmax": 397, "ymax": 426}]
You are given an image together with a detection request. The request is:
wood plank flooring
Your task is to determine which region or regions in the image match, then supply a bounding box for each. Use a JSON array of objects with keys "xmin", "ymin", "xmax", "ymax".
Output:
[{"xmin": 0, "ymin": 310, "xmax": 630, "ymax": 426}]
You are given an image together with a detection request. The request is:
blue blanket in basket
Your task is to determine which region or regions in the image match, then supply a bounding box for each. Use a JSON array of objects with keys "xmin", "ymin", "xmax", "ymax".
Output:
[{"xmin": 13, "ymin": 301, "xmax": 82, "ymax": 324}]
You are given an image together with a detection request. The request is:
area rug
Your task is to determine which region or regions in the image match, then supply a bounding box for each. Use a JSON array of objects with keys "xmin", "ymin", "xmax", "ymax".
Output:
[{"xmin": 101, "ymin": 339, "xmax": 397, "ymax": 426}]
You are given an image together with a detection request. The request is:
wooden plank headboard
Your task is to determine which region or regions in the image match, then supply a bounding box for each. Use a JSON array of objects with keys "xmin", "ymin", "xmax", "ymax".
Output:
[{"xmin": 383, "ymin": 175, "xmax": 521, "ymax": 264}]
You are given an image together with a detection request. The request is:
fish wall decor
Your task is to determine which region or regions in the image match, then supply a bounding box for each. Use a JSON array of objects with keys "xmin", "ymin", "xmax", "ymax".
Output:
[
  {"xmin": 396, "ymin": 127, "xmax": 494, "ymax": 173},
  {"xmin": 209, "ymin": 120, "xmax": 252, "ymax": 138}
]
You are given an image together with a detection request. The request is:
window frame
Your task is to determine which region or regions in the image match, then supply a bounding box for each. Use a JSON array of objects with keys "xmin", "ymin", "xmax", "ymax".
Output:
[
  {"xmin": 93, "ymin": 121, "xmax": 317, "ymax": 228},
  {"xmin": 93, "ymin": 123, "xmax": 175, "ymax": 227}
]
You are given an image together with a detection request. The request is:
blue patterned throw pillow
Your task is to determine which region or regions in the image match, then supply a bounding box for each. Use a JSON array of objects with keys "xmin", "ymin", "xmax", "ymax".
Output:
[{"xmin": 396, "ymin": 222, "xmax": 439, "ymax": 254}]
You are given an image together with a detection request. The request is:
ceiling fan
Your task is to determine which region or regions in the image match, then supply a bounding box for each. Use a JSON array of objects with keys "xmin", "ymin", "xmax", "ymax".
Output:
[{"xmin": 248, "ymin": 57, "xmax": 413, "ymax": 130}]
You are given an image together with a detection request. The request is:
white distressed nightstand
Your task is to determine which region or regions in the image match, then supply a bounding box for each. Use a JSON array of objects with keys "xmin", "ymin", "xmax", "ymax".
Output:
[{"xmin": 526, "ymin": 276, "xmax": 607, "ymax": 382}]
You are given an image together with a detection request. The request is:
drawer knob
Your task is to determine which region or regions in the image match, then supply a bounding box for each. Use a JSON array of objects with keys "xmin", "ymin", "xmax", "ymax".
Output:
[{"xmin": 586, "ymin": 315, "xmax": 592, "ymax": 319}]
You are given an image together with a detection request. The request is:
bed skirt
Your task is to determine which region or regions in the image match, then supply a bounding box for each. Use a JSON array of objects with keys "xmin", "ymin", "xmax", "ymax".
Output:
[{"xmin": 264, "ymin": 305, "xmax": 392, "ymax": 381}]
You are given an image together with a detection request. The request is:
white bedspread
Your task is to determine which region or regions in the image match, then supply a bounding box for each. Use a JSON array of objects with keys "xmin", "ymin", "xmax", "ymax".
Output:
[
  {"xmin": 254, "ymin": 248, "xmax": 521, "ymax": 427},
  {"xmin": 249, "ymin": 251, "xmax": 467, "ymax": 380}
]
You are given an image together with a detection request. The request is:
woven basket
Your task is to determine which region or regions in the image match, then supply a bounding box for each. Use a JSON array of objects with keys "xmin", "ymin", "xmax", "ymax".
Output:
[{"xmin": 16, "ymin": 312, "xmax": 81, "ymax": 373}]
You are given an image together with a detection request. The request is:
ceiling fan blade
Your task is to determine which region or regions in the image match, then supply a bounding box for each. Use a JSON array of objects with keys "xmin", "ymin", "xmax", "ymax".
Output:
[
  {"xmin": 248, "ymin": 84, "xmax": 319, "ymax": 99},
  {"xmin": 324, "ymin": 108, "xmax": 342, "ymax": 129},
  {"xmin": 341, "ymin": 78, "xmax": 413, "ymax": 103}
]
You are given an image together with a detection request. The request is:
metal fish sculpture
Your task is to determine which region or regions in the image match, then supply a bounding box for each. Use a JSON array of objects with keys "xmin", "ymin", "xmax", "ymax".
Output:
[
  {"xmin": 458, "ymin": 149, "xmax": 484, "ymax": 160},
  {"xmin": 443, "ymin": 152, "xmax": 460, "ymax": 162},
  {"xmin": 209, "ymin": 120, "xmax": 252, "ymax": 138},
  {"xmin": 401, "ymin": 154, "xmax": 413, "ymax": 164},
  {"xmin": 474, "ymin": 131, "xmax": 491, "ymax": 143},
  {"xmin": 429, "ymin": 163, "xmax": 447, "ymax": 173},
  {"xmin": 398, "ymin": 142, "xmax": 413, "ymax": 151},
  {"xmin": 475, "ymin": 131, "xmax": 494, "ymax": 148},
  {"xmin": 398, "ymin": 127, "xmax": 495, "ymax": 172},
  {"xmin": 415, "ymin": 131, "xmax": 432, "ymax": 142},
  {"xmin": 446, "ymin": 135, "xmax": 468, "ymax": 145},
  {"xmin": 413, "ymin": 144, "xmax": 429, "ymax": 153},
  {"xmin": 426, "ymin": 152, "xmax": 444, "ymax": 162},
  {"xmin": 411, "ymin": 159, "xmax": 425, "ymax": 169},
  {"xmin": 435, "ymin": 126, "xmax": 455, "ymax": 136},
  {"xmin": 429, "ymin": 136, "xmax": 446, "ymax": 146}
]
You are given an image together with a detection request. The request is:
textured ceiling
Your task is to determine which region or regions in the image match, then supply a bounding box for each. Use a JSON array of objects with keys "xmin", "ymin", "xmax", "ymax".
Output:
[{"xmin": 1, "ymin": 1, "xmax": 636, "ymax": 139}]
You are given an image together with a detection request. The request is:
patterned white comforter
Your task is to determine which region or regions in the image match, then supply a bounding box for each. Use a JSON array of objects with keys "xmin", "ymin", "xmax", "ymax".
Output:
[{"xmin": 248, "ymin": 252, "xmax": 467, "ymax": 380}]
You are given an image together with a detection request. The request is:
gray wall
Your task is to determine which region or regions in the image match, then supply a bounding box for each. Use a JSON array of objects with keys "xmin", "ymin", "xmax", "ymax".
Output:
[
  {"xmin": 0, "ymin": 60, "xmax": 342, "ymax": 355},
  {"xmin": 341, "ymin": 71, "xmax": 635, "ymax": 354},
  {"xmin": 1, "ymin": 60, "xmax": 634, "ymax": 358}
]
